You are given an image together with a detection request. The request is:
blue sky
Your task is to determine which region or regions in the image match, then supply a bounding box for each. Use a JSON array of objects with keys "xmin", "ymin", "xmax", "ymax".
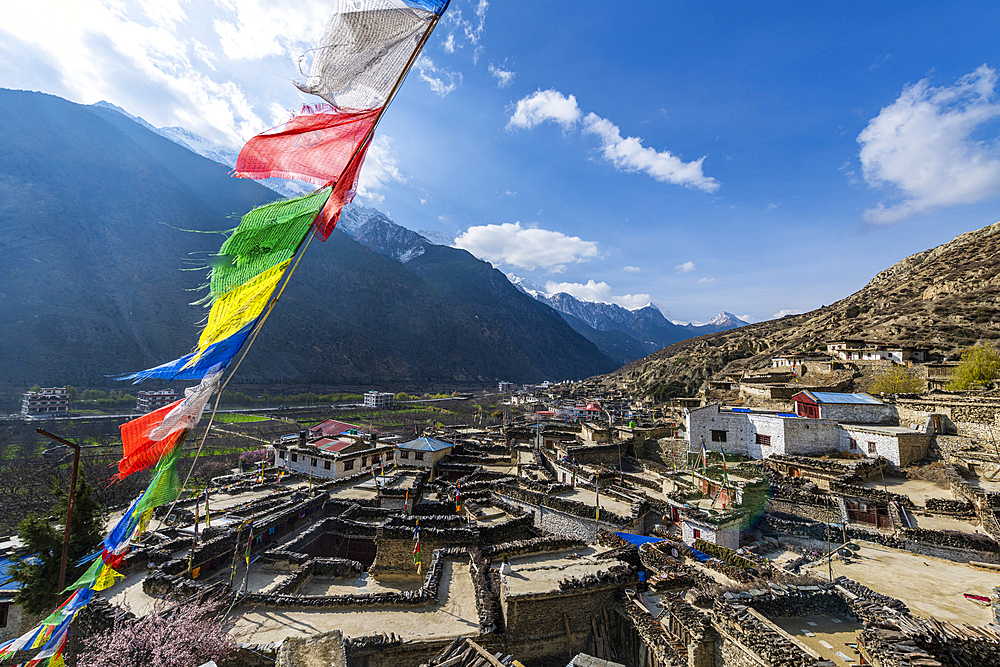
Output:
[{"xmin": 3, "ymin": 1, "xmax": 1000, "ymax": 324}]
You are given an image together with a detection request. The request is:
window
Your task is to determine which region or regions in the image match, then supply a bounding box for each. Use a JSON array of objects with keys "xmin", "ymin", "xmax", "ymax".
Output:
[
  {"xmin": 415, "ymin": 452, "xmax": 425, "ymax": 461},
  {"xmin": 692, "ymin": 529, "xmax": 701, "ymax": 539},
  {"xmin": 400, "ymin": 450, "xmax": 409, "ymax": 459},
  {"xmin": 311, "ymin": 458, "xmax": 317, "ymax": 467},
  {"xmin": 324, "ymin": 461, "xmax": 331, "ymax": 470},
  {"xmin": 280, "ymin": 451, "xmax": 286, "ymax": 459},
  {"xmin": 849, "ymin": 439, "xmax": 858, "ymax": 451},
  {"xmin": 362, "ymin": 456, "xmax": 367, "ymax": 467},
  {"xmin": 711, "ymin": 430, "xmax": 727, "ymax": 443},
  {"xmin": 0, "ymin": 602, "xmax": 8, "ymax": 628},
  {"xmin": 755, "ymin": 434, "xmax": 771, "ymax": 446},
  {"xmin": 868, "ymin": 442, "xmax": 877, "ymax": 454},
  {"xmin": 344, "ymin": 459, "xmax": 355, "ymax": 471},
  {"xmin": 291, "ymin": 453, "xmax": 298, "ymax": 462}
]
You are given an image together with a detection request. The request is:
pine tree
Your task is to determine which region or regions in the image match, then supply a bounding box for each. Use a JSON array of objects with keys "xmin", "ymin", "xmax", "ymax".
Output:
[{"xmin": 12, "ymin": 472, "xmax": 106, "ymax": 614}]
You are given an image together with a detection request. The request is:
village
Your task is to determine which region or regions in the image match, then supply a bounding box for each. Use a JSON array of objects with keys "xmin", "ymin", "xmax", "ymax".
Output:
[{"xmin": 5, "ymin": 338, "xmax": 1000, "ymax": 667}]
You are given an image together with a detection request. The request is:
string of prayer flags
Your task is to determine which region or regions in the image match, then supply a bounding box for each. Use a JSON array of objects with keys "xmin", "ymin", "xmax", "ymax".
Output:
[{"xmin": 5, "ymin": 4, "xmax": 454, "ymax": 665}]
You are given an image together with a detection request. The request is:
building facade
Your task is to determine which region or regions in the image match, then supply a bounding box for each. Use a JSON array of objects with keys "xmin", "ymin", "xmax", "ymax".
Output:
[
  {"xmin": 273, "ymin": 438, "xmax": 395, "ymax": 481},
  {"xmin": 363, "ymin": 391, "xmax": 394, "ymax": 409},
  {"xmin": 687, "ymin": 402, "xmax": 930, "ymax": 466},
  {"xmin": 136, "ymin": 389, "xmax": 178, "ymax": 413},
  {"xmin": 21, "ymin": 388, "xmax": 69, "ymax": 415},
  {"xmin": 394, "ymin": 436, "xmax": 452, "ymax": 470}
]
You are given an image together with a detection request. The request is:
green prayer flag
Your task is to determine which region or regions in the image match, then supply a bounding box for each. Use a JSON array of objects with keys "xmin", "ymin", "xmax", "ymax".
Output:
[
  {"xmin": 210, "ymin": 188, "xmax": 332, "ymax": 298},
  {"xmin": 134, "ymin": 440, "xmax": 184, "ymax": 516},
  {"xmin": 63, "ymin": 558, "xmax": 102, "ymax": 592}
]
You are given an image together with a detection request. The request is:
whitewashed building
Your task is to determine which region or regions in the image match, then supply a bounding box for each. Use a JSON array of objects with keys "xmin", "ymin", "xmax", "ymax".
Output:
[
  {"xmin": 686, "ymin": 398, "xmax": 930, "ymax": 466},
  {"xmin": 363, "ymin": 391, "xmax": 394, "ymax": 409}
]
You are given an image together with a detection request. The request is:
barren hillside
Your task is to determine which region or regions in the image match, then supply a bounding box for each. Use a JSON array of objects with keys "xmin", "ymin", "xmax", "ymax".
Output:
[{"xmin": 604, "ymin": 221, "xmax": 1000, "ymax": 395}]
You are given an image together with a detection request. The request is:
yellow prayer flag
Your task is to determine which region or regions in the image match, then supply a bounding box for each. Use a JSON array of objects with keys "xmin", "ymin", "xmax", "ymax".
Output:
[
  {"xmin": 93, "ymin": 564, "xmax": 124, "ymax": 591},
  {"xmin": 183, "ymin": 260, "xmax": 289, "ymax": 368}
]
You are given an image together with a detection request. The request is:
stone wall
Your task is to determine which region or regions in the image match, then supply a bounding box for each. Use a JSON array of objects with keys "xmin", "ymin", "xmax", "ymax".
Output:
[
  {"xmin": 482, "ymin": 536, "xmax": 588, "ymax": 560},
  {"xmin": 345, "ymin": 634, "xmax": 456, "ymax": 667},
  {"xmin": 820, "ymin": 402, "xmax": 898, "ymax": 425},
  {"xmin": 237, "ymin": 548, "xmax": 451, "ymax": 608},
  {"xmin": 829, "ymin": 480, "xmax": 915, "ymax": 508},
  {"xmin": 502, "ymin": 577, "xmax": 636, "ymax": 655},
  {"xmin": 712, "ymin": 598, "xmax": 822, "ymax": 667}
]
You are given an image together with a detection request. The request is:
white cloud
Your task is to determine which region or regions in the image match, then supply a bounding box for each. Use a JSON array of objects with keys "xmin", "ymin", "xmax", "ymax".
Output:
[
  {"xmin": 508, "ymin": 89, "xmax": 719, "ymax": 191},
  {"xmin": 440, "ymin": 0, "xmax": 489, "ymax": 55},
  {"xmin": 415, "ymin": 55, "xmax": 460, "ymax": 96},
  {"xmin": 675, "ymin": 261, "xmax": 696, "ymax": 273},
  {"xmin": 858, "ymin": 65, "xmax": 1000, "ymax": 224},
  {"xmin": 697, "ymin": 277, "xmax": 715, "ymax": 283},
  {"xmin": 211, "ymin": 0, "xmax": 328, "ymax": 61},
  {"xmin": 737, "ymin": 314, "xmax": 756, "ymax": 323},
  {"xmin": 488, "ymin": 62, "xmax": 515, "ymax": 88},
  {"xmin": 0, "ymin": 1, "xmax": 342, "ymax": 147},
  {"xmin": 772, "ymin": 309, "xmax": 803, "ymax": 319},
  {"xmin": 454, "ymin": 222, "xmax": 599, "ymax": 272},
  {"xmin": 581, "ymin": 113, "xmax": 720, "ymax": 192},
  {"xmin": 507, "ymin": 89, "xmax": 582, "ymax": 130},
  {"xmin": 356, "ymin": 135, "xmax": 406, "ymax": 203},
  {"xmin": 544, "ymin": 280, "xmax": 652, "ymax": 310},
  {"xmin": 623, "ymin": 265, "xmax": 641, "ymax": 272}
]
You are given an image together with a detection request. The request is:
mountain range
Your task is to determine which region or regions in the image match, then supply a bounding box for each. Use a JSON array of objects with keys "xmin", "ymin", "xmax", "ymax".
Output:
[
  {"xmin": 602, "ymin": 219, "xmax": 1000, "ymax": 397},
  {"xmin": 0, "ymin": 89, "xmax": 619, "ymax": 387},
  {"xmin": 506, "ymin": 276, "xmax": 748, "ymax": 364}
]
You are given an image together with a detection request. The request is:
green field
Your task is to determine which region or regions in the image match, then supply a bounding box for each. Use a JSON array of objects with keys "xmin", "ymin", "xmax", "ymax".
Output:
[{"xmin": 214, "ymin": 414, "xmax": 270, "ymax": 424}]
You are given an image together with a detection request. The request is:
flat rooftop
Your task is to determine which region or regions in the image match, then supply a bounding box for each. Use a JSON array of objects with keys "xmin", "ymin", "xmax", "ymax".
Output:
[
  {"xmin": 499, "ymin": 546, "xmax": 613, "ymax": 597},
  {"xmin": 817, "ymin": 542, "xmax": 997, "ymax": 626},
  {"xmin": 554, "ymin": 487, "xmax": 634, "ymax": 518},
  {"xmin": 858, "ymin": 477, "xmax": 953, "ymax": 505},
  {"xmin": 230, "ymin": 560, "xmax": 479, "ymax": 644},
  {"xmin": 771, "ymin": 614, "xmax": 864, "ymax": 666}
]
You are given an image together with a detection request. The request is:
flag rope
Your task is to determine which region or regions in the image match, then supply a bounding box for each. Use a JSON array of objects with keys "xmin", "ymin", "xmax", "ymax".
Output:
[{"xmin": 160, "ymin": 15, "xmax": 442, "ymax": 523}]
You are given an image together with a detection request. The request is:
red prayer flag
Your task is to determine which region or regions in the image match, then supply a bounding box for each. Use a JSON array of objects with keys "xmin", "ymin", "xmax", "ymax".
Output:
[
  {"xmin": 116, "ymin": 400, "xmax": 186, "ymax": 480},
  {"xmin": 234, "ymin": 105, "xmax": 379, "ymax": 187},
  {"xmin": 312, "ymin": 133, "xmax": 372, "ymax": 240}
]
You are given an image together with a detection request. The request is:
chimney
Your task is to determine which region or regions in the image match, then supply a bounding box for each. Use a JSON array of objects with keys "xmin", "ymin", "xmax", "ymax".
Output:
[{"xmin": 299, "ymin": 430, "xmax": 307, "ymax": 446}]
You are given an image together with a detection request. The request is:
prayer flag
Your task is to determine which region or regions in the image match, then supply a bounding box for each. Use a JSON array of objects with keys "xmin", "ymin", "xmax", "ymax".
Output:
[
  {"xmin": 116, "ymin": 401, "xmax": 185, "ymax": 480},
  {"xmin": 295, "ymin": 1, "xmax": 448, "ymax": 110},
  {"xmin": 210, "ymin": 189, "xmax": 332, "ymax": 299},
  {"xmin": 234, "ymin": 105, "xmax": 377, "ymax": 187}
]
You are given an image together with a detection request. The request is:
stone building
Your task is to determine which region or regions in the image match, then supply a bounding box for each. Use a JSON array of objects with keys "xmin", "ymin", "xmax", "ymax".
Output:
[
  {"xmin": 394, "ymin": 436, "xmax": 453, "ymax": 470},
  {"xmin": 686, "ymin": 403, "xmax": 930, "ymax": 466},
  {"xmin": 791, "ymin": 391, "xmax": 898, "ymax": 424},
  {"xmin": 273, "ymin": 436, "xmax": 394, "ymax": 480}
]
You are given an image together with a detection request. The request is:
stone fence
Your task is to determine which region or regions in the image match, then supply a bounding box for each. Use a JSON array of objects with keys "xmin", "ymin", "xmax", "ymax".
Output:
[
  {"xmin": 235, "ymin": 548, "xmax": 449, "ymax": 609},
  {"xmin": 269, "ymin": 557, "xmax": 364, "ymax": 595},
  {"xmin": 829, "ymin": 480, "xmax": 916, "ymax": 508}
]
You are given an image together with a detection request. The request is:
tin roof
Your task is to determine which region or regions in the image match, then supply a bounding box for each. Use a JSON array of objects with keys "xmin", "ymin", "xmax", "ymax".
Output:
[
  {"xmin": 398, "ymin": 436, "xmax": 453, "ymax": 452},
  {"xmin": 797, "ymin": 391, "xmax": 883, "ymax": 405}
]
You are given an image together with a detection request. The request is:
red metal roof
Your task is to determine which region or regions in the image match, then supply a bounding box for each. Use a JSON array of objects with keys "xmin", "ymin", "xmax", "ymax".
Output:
[
  {"xmin": 315, "ymin": 438, "xmax": 355, "ymax": 452},
  {"xmin": 309, "ymin": 419, "xmax": 367, "ymax": 437}
]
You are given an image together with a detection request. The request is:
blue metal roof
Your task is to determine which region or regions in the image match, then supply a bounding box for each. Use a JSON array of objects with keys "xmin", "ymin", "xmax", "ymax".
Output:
[
  {"xmin": 0, "ymin": 557, "xmax": 21, "ymax": 591},
  {"xmin": 613, "ymin": 532, "xmax": 663, "ymax": 546},
  {"xmin": 398, "ymin": 436, "xmax": 453, "ymax": 452},
  {"xmin": 807, "ymin": 392, "xmax": 882, "ymax": 405}
]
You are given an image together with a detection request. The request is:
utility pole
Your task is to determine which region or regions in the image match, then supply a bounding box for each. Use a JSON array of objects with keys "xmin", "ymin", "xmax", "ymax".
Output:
[{"xmin": 36, "ymin": 429, "xmax": 81, "ymax": 594}]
